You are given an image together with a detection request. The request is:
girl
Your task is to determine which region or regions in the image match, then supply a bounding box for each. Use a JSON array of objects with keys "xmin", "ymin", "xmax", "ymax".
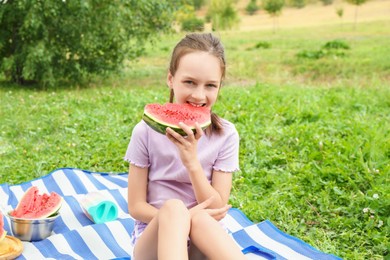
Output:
[{"xmin": 125, "ymin": 33, "xmax": 245, "ymax": 260}]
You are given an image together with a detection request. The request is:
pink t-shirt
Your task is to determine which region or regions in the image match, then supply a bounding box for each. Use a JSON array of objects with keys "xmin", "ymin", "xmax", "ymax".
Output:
[{"xmin": 124, "ymin": 118, "xmax": 239, "ymax": 210}]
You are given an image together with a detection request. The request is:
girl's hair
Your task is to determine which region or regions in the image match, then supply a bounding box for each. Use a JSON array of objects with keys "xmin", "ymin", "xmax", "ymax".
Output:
[{"xmin": 168, "ymin": 33, "xmax": 226, "ymax": 135}]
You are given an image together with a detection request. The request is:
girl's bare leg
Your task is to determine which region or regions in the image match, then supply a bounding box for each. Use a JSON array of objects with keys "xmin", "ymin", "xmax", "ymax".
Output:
[
  {"xmin": 133, "ymin": 199, "xmax": 191, "ymax": 260},
  {"xmin": 190, "ymin": 211, "xmax": 246, "ymax": 260},
  {"xmin": 158, "ymin": 199, "xmax": 191, "ymax": 260}
]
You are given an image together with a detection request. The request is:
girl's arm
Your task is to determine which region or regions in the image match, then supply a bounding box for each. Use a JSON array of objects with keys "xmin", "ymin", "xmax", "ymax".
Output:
[
  {"xmin": 166, "ymin": 123, "xmax": 233, "ymax": 209},
  {"xmin": 187, "ymin": 163, "xmax": 233, "ymax": 209},
  {"xmin": 127, "ymin": 164, "xmax": 158, "ymax": 223}
]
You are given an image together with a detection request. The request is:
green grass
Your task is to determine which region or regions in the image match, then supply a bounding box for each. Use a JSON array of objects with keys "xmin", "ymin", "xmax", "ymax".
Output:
[{"xmin": 1, "ymin": 20, "xmax": 389, "ymax": 259}]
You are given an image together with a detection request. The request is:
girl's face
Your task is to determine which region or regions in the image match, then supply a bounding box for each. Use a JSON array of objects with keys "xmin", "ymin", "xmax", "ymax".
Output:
[{"xmin": 167, "ymin": 51, "xmax": 222, "ymax": 109}]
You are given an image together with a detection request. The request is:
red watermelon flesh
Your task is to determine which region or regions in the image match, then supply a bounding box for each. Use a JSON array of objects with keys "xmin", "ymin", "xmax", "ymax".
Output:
[
  {"xmin": 10, "ymin": 186, "xmax": 62, "ymax": 219},
  {"xmin": 0, "ymin": 211, "xmax": 6, "ymax": 242},
  {"xmin": 143, "ymin": 103, "xmax": 211, "ymax": 136}
]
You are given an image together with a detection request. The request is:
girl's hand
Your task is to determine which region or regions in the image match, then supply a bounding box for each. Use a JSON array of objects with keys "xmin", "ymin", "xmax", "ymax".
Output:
[
  {"xmin": 189, "ymin": 197, "xmax": 231, "ymax": 221},
  {"xmin": 166, "ymin": 122, "xmax": 204, "ymax": 169},
  {"xmin": 205, "ymin": 204, "xmax": 232, "ymax": 221},
  {"xmin": 189, "ymin": 196, "xmax": 214, "ymax": 217}
]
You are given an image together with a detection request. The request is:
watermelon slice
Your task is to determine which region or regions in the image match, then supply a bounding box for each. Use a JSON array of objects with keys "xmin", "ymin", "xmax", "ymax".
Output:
[
  {"xmin": 9, "ymin": 186, "xmax": 62, "ymax": 219},
  {"xmin": 143, "ymin": 103, "xmax": 211, "ymax": 136},
  {"xmin": 0, "ymin": 211, "xmax": 6, "ymax": 242}
]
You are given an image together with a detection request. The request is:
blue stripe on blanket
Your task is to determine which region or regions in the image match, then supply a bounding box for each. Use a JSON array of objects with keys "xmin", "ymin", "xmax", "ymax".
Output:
[
  {"xmin": 111, "ymin": 189, "xmax": 129, "ymax": 213},
  {"xmin": 233, "ymin": 229, "xmax": 280, "ymax": 259},
  {"xmin": 259, "ymin": 220, "xmax": 337, "ymax": 260},
  {"xmin": 64, "ymin": 231, "xmax": 96, "ymax": 259},
  {"xmin": 95, "ymin": 224, "xmax": 129, "ymax": 257},
  {"xmin": 0, "ymin": 168, "xmax": 341, "ymax": 260}
]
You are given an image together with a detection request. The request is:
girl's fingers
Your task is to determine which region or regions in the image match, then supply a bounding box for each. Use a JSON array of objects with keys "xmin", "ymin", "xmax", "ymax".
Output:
[
  {"xmin": 166, "ymin": 127, "xmax": 187, "ymax": 145},
  {"xmin": 190, "ymin": 196, "xmax": 215, "ymax": 216},
  {"xmin": 194, "ymin": 122, "xmax": 204, "ymax": 140},
  {"xmin": 178, "ymin": 122, "xmax": 195, "ymax": 138},
  {"xmin": 205, "ymin": 204, "xmax": 231, "ymax": 220}
]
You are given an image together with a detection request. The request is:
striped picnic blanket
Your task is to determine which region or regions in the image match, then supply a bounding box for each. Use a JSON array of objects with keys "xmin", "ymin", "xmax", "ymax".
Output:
[{"xmin": 0, "ymin": 168, "xmax": 341, "ymax": 260}]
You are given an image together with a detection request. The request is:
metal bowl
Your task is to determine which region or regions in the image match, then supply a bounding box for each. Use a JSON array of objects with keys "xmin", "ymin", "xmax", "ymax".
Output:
[{"xmin": 8, "ymin": 213, "xmax": 60, "ymax": 241}]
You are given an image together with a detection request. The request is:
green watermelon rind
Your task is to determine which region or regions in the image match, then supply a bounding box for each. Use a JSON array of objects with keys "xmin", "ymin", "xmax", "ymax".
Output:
[{"xmin": 143, "ymin": 112, "xmax": 211, "ymax": 136}]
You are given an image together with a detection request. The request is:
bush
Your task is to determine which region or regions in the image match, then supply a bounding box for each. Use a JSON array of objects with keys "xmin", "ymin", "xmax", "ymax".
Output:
[
  {"xmin": 296, "ymin": 50, "xmax": 327, "ymax": 59},
  {"xmin": 296, "ymin": 39, "xmax": 350, "ymax": 59},
  {"xmin": 322, "ymin": 40, "xmax": 350, "ymax": 50},
  {"xmin": 0, "ymin": 1, "xmax": 178, "ymax": 87},
  {"xmin": 319, "ymin": 0, "xmax": 334, "ymax": 5},
  {"xmin": 246, "ymin": 41, "xmax": 271, "ymax": 51},
  {"xmin": 255, "ymin": 41, "xmax": 272, "ymax": 49},
  {"xmin": 207, "ymin": 0, "xmax": 240, "ymax": 31},
  {"xmin": 192, "ymin": 0, "xmax": 206, "ymax": 10},
  {"xmin": 290, "ymin": 0, "xmax": 306, "ymax": 8},
  {"xmin": 246, "ymin": 0, "xmax": 260, "ymax": 15},
  {"xmin": 181, "ymin": 17, "xmax": 205, "ymax": 32}
]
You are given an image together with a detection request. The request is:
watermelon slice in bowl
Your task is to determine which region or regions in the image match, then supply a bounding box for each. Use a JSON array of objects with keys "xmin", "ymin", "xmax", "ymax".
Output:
[
  {"xmin": 9, "ymin": 186, "xmax": 62, "ymax": 219},
  {"xmin": 8, "ymin": 186, "xmax": 62, "ymax": 241},
  {"xmin": 143, "ymin": 103, "xmax": 211, "ymax": 136}
]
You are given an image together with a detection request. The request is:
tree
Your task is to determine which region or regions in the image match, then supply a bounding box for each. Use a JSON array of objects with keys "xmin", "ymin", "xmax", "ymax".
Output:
[
  {"xmin": 345, "ymin": 0, "xmax": 368, "ymax": 29},
  {"xmin": 263, "ymin": 0, "xmax": 285, "ymax": 33},
  {"xmin": 246, "ymin": 0, "xmax": 259, "ymax": 15},
  {"xmin": 206, "ymin": 0, "xmax": 239, "ymax": 31},
  {"xmin": 0, "ymin": 0, "xmax": 179, "ymax": 87},
  {"xmin": 336, "ymin": 7, "xmax": 344, "ymax": 28},
  {"xmin": 192, "ymin": 0, "xmax": 206, "ymax": 10}
]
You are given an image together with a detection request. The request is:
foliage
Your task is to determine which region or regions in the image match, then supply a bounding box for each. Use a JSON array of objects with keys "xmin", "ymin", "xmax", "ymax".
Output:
[
  {"xmin": 175, "ymin": 3, "xmax": 197, "ymax": 23},
  {"xmin": 296, "ymin": 39, "xmax": 350, "ymax": 59},
  {"xmin": 245, "ymin": 0, "xmax": 260, "ymax": 15},
  {"xmin": 174, "ymin": 3, "xmax": 204, "ymax": 32},
  {"xmin": 320, "ymin": 0, "xmax": 334, "ymax": 5},
  {"xmin": 263, "ymin": 0, "xmax": 285, "ymax": 17},
  {"xmin": 345, "ymin": 0, "xmax": 368, "ymax": 5},
  {"xmin": 255, "ymin": 41, "xmax": 272, "ymax": 49},
  {"xmin": 263, "ymin": 0, "xmax": 285, "ymax": 33},
  {"xmin": 247, "ymin": 41, "xmax": 272, "ymax": 50},
  {"xmin": 181, "ymin": 17, "xmax": 205, "ymax": 32},
  {"xmin": 206, "ymin": 0, "xmax": 240, "ymax": 31},
  {"xmin": 336, "ymin": 7, "xmax": 344, "ymax": 18},
  {"xmin": 0, "ymin": 0, "xmax": 179, "ymax": 87},
  {"xmin": 290, "ymin": 0, "xmax": 306, "ymax": 8},
  {"xmin": 322, "ymin": 40, "xmax": 350, "ymax": 50},
  {"xmin": 192, "ymin": 0, "xmax": 206, "ymax": 10}
]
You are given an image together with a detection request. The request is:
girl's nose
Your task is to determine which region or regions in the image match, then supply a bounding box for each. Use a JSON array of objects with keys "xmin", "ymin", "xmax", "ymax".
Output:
[{"xmin": 192, "ymin": 87, "xmax": 205, "ymax": 100}]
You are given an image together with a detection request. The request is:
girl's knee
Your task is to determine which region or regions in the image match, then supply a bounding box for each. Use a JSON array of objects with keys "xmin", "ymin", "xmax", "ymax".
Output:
[
  {"xmin": 159, "ymin": 199, "xmax": 190, "ymax": 220},
  {"xmin": 191, "ymin": 210, "xmax": 214, "ymax": 228}
]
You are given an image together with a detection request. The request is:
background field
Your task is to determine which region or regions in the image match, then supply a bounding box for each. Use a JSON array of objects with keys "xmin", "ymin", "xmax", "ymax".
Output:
[{"xmin": 1, "ymin": 1, "xmax": 389, "ymax": 259}]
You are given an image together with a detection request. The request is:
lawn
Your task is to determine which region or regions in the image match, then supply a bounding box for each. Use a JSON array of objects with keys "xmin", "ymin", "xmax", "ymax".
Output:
[{"xmin": 1, "ymin": 20, "xmax": 389, "ymax": 259}]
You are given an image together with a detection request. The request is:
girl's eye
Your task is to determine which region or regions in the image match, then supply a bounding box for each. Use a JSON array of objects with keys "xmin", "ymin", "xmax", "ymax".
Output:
[
  {"xmin": 184, "ymin": 80, "xmax": 194, "ymax": 85},
  {"xmin": 207, "ymin": 84, "xmax": 217, "ymax": 88}
]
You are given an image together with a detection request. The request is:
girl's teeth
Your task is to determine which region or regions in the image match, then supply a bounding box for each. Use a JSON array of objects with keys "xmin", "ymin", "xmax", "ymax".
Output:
[{"xmin": 189, "ymin": 103, "xmax": 203, "ymax": 107}]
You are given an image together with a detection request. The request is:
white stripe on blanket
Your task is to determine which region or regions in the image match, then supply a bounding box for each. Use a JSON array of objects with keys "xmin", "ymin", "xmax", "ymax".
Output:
[{"xmin": 0, "ymin": 168, "xmax": 341, "ymax": 260}]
